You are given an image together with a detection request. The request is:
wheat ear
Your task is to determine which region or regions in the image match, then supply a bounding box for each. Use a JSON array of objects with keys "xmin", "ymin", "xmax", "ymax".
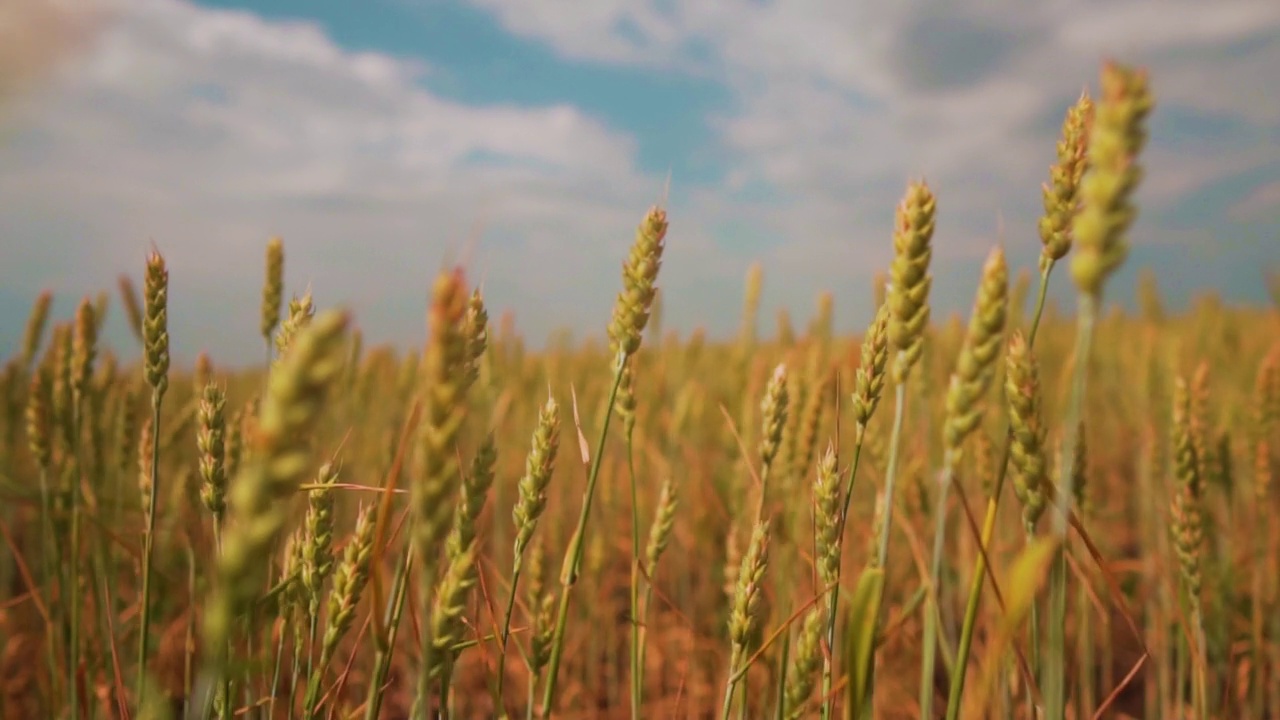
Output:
[
  {"xmin": 864, "ymin": 181, "xmax": 935, "ymax": 713},
  {"xmin": 303, "ymin": 503, "xmax": 376, "ymax": 716},
  {"xmin": 196, "ymin": 310, "xmax": 348, "ymax": 709},
  {"xmin": 1046, "ymin": 62, "xmax": 1153, "ymax": 717},
  {"xmin": 817, "ymin": 301, "xmax": 890, "ymax": 719},
  {"xmin": 20, "ymin": 289, "xmax": 52, "ymax": 371},
  {"xmin": 783, "ymin": 606, "xmax": 825, "ymax": 720},
  {"xmin": 197, "ymin": 383, "xmax": 227, "ymax": 549},
  {"xmin": 921, "ymin": 246, "xmax": 1008, "ymax": 717},
  {"xmin": 135, "ymin": 250, "xmax": 169, "ymax": 710},
  {"xmin": 409, "ymin": 267, "xmax": 471, "ymax": 711},
  {"xmin": 542, "ymin": 206, "xmax": 667, "ymax": 719},
  {"xmin": 1171, "ymin": 376, "xmax": 1208, "ymax": 719},
  {"xmin": 721, "ymin": 519, "xmax": 771, "ymax": 720},
  {"xmin": 432, "ymin": 435, "xmax": 497, "ymax": 707},
  {"xmin": 947, "ymin": 89, "xmax": 1098, "ymax": 719},
  {"xmin": 260, "ymin": 236, "xmax": 284, "ymax": 358}
]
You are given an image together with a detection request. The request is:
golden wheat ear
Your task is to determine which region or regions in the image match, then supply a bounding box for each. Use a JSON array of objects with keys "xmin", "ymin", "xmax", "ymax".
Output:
[
  {"xmin": 943, "ymin": 246, "xmax": 1009, "ymax": 469},
  {"xmin": 1070, "ymin": 62, "xmax": 1153, "ymax": 300},
  {"xmin": 1039, "ymin": 91, "xmax": 1094, "ymax": 271},
  {"xmin": 1006, "ymin": 331, "xmax": 1048, "ymax": 532},
  {"xmin": 889, "ymin": 180, "xmax": 936, "ymax": 385},
  {"xmin": 201, "ymin": 308, "xmax": 350, "ymax": 671}
]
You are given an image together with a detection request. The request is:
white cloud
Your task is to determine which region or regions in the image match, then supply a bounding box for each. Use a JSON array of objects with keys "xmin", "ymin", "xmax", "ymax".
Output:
[
  {"xmin": 456, "ymin": 0, "xmax": 1280, "ymax": 329},
  {"xmin": 0, "ymin": 0, "xmax": 709, "ymax": 365},
  {"xmin": 3, "ymin": 0, "xmax": 1278, "ymax": 366},
  {"xmin": 467, "ymin": 0, "xmax": 1280, "ymax": 240}
]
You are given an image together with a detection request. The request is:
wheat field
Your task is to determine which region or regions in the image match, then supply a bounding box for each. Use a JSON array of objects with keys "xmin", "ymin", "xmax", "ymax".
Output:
[{"xmin": 0, "ymin": 59, "xmax": 1277, "ymax": 720}]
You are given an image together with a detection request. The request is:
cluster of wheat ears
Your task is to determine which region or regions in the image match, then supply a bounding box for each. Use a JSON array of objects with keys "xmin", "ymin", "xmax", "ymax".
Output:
[{"xmin": 1, "ymin": 58, "xmax": 1278, "ymax": 720}]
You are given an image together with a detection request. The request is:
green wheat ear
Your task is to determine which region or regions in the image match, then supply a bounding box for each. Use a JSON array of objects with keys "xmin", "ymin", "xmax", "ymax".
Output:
[
  {"xmin": 1039, "ymin": 90, "xmax": 1094, "ymax": 270},
  {"xmin": 261, "ymin": 236, "xmax": 284, "ymax": 342},
  {"xmin": 413, "ymin": 267, "xmax": 471, "ymax": 565},
  {"xmin": 1006, "ymin": 331, "xmax": 1048, "ymax": 531},
  {"xmin": 1070, "ymin": 61, "xmax": 1153, "ymax": 299},
  {"xmin": 21, "ymin": 289, "xmax": 53, "ymax": 371},
  {"xmin": 513, "ymin": 393, "xmax": 561, "ymax": 561},
  {"xmin": 143, "ymin": 250, "xmax": 170, "ymax": 402},
  {"xmin": 783, "ymin": 606, "xmax": 825, "ymax": 719},
  {"xmin": 852, "ymin": 302, "xmax": 890, "ymax": 442},
  {"xmin": 197, "ymin": 383, "xmax": 228, "ymax": 522},
  {"xmin": 943, "ymin": 246, "xmax": 1008, "ymax": 468},
  {"xmin": 608, "ymin": 205, "xmax": 668, "ymax": 359},
  {"xmin": 888, "ymin": 180, "xmax": 936, "ymax": 384},
  {"xmin": 201, "ymin": 309, "xmax": 350, "ymax": 671}
]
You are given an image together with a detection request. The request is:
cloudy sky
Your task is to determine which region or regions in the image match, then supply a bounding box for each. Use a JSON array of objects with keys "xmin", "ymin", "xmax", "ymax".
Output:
[{"xmin": 1, "ymin": 0, "xmax": 1277, "ymax": 367}]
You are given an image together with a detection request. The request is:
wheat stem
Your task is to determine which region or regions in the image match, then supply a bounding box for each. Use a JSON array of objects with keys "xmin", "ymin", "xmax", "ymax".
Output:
[
  {"xmin": 539, "ymin": 356, "xmax": 627, "ymax": 718},
  {"xmin": 363, "ymin": 545, "xmax": 414, "ymax": 720},
  {"xmin": 627, "ymin": 425, "xmax": 642, "ymax": 720},
  {"xmin": 820, "ymin": 441, "xmax": 865, "ymax": 720},
  {"xmin": 1044, "ymin": 293, "xmax": 1095, "ymax": 717},
  {"xmin": 137, "ymin": 251, "xmax": 169, "ymax": 713},
  {"xmin": 946, "ymin": 262, "xmax": 1054, "ymax": 720}
]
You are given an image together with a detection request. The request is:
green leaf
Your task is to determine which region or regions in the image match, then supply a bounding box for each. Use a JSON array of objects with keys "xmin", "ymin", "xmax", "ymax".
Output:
[
  {"xmin": 842, "ymin": 567, "xmax": 885, "ymax": 720},
  {"xmin": 999, "ymin": 535, "xmax": 1059, "ymax": 634}
]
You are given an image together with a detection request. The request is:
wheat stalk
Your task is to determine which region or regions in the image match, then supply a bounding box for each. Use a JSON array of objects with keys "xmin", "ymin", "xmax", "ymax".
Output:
[
  {"xmin": 196, "ymin": 309, "xmax": 348, "ymax": 716},
  {"xmin": 1046, "ymin": 61, "xmax": 1153, "ymax": 718},
  {"xmin": 921, "ymin": 245, "xmax": 1007, "ymax": 718},
  {"xmin": 542, "ymin": 205, "xmax": 667, "ymax": 719},
  {"xmin": 865, "ymin": 180, "xmax": 935, "ymax": 713}
]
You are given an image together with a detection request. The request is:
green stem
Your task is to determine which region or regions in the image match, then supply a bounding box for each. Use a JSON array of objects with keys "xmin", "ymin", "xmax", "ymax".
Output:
[
  {"xmin": 1251, "ymin": 511, "xmax": 1268, "ymax": 718},
  {"xmin": 538, "ymin": 353, "xmax": 627, "ymax": 719},
  {"xmin": 1025, "ymin": 527, "xmax": 1043, "ymax": 674},
  {"xmin": 773, "ymin": 625, "xmax": 790, "ymax": 720},
  {"xmin": 1028, "ymin": 533, "xmax": 1042, "ymax": 719},
  {"xmin": 636, "ymin": 570, "xmax": 658, "ymax": 708},
  {"xmin": 290, "ymin": 615, "xmax": 305, "ymax": 717},
  {"xmin": 91, "ymin": 545, "xmax": 124, "ymax": 720},
  {"xmin": 439, "ymin": 656, "xmax": 454, "ymax": 719},
  {"xmin": 134, "ymin": 397, "xmax": 160, "ymax": 714},
  {"xmin": 1191, "ymin": 601, "xmax": 1208, "ymax": 720},
  {"xmin": 185, "ymin": 547, "xmax": 197, "ymax": 712},
  {"xmin": 1176, "ymin": 614, "xmax": 1187, "ymax": 715},
  {"xmin": 1078, "ymin": 561, "xmax": 1094, "ymax": 717},
  {"xmin": 1045, "ymin": 293, "xmax": 1096, "ymax": 719},
  {"xmin": 863, "ymin": 381, "xmax": 909, "ymax": 712},
  {"xmin": 637, "ymin": 420, "xmax": 682, "ymax": 703},
  {"xmin": 306, "ymin": 607, "xmax": 320, "ymax": 700},
  {"xmin": 874, "ymin": 384, "xmax": 908, "ymax": 571},
  {"xmin": 945, "ymin": 265, "xmax": 1054, "ymax": 720},
  {"xmin": 36, "ymin": 465, "xmax": 62, "ymax": 710},
  {"xmin": 363, "ymin": 547, "xmax": 414, "ymax": 720},
  {"xmin": 68, "ymin": 412, "xmax": 82, "ymax": 720},
  {"xmin": 219, "ymin": 665, "xmax": 232, "ymax": 720},
  {"xmin": 920, "ymin": 465, "xmax": 955, "ymax": 719},
  {"xmin": 627, "ymin": 427, "xmax": 642, "ymax": 720},
  {"xmin": 301, "ymin": 639, "xmax": 331, "ymax": 718},
  {"xmin": 820, "ymin": 439, "xmax": 865, "ymax": 720},
  {"xmin": 267, "ymin": 612, "xmax": 289, "ymax": 719},
  {"xmin": 719, "ymin": 648, "xmax": 743, "ymax": 720},
  {"xmin": 525, "ymin": 668, "xmax": 539, "ymax": 720},
  {"xmin": 494, "ymin": 553, "xmax": 526, "ymax": 705}
]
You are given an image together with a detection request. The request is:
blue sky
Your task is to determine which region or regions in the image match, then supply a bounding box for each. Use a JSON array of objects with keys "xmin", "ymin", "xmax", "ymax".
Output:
[{"xmin": 1, "ymin": 0, "xmax": 1278, "ymax": 367}]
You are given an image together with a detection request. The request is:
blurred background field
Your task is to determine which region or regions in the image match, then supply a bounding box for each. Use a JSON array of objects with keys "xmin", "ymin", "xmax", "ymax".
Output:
[{"xmin": 2, "ymin": 1, "xmax": 1279, "ymax": 719}]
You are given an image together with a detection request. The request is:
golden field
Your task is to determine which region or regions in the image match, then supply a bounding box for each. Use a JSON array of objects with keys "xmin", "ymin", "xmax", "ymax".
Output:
[{"xmin": 0, "ymin": 59, "xmax": 1277, "ymax": 720}]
